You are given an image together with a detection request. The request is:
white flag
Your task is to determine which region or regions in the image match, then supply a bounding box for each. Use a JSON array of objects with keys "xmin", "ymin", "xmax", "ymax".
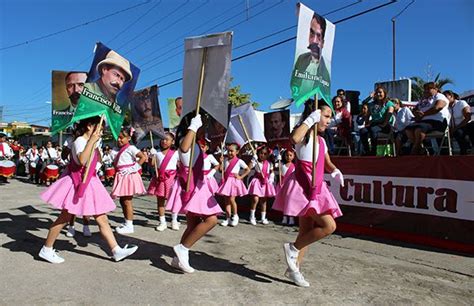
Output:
[{"xmin": 226, "ymin": 103, "xmax": 266, "ymax": 146}]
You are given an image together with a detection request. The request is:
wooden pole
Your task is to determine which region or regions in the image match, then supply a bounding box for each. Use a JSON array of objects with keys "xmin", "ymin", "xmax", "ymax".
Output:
[
  {"xmin": 149, "ymin": 131, "xmax": 158, "ymax": 177},
  {"xmin": 186, "ymin": 47, "xmax": 207, "ymax": 192},
  {"xmin": 311, "ymin": 94, "xmax": 319, "ymax": 188},
  {"xmin": 82, "ymin": 115, "xmax": 104, "ymax": 183},
  {"xmin": 278, "ymin": 146, "xmax": 282, "ymax": 187},
  {"xmin": 237, "ymin": 114, "xmax": 262, "ymax": 173}
]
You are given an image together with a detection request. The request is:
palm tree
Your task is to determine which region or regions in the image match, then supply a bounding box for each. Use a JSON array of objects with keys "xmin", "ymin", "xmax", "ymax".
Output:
[{"xmin": 411, "ymin": 73, "xmax": 454, "ymax": 101}]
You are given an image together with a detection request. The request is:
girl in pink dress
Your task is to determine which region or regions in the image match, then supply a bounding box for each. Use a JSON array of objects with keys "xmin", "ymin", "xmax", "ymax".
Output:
[
  {"xmin": 273, "ymin": 102, "xmax": 345, "ymax": 287},
  {"xmin": 216, "ymin": 143, "xmax": 250, "ymax": 227},
  {"xmin": 248, "ymin": 145, "xmax": 276, "ymax": 226},
  {"xmin": 38, "ymin": 116, "xmax": 138, "ymax": 264},
  {"xmin": 276, "ymin": 148, "xmax": 296, "ymax": 225},
  {"xmin": 171, "ymin": 114, "xmax": 223, "ymax": 273},
  {"xmin": 148, "ymin": 132, "xmax": 180, "ymax": 231},
  {"xmin": 111, "ymin": 127, "xmax": 147, "ymax": 235},
  {"xmin": 198, "ymin": 138, "xmax": 220, "ymax": 195}
]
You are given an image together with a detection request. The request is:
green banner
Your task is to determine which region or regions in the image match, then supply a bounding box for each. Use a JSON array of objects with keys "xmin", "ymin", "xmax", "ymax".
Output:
[{"xmin": 71, "ymin": 83, "xmax": 125, "ymax": 139}]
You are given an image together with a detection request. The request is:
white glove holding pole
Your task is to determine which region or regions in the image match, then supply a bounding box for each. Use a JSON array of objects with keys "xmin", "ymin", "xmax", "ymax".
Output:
[
  {"xmin": 331, "ymin": 168, "xmax": 344, "ymax": 187},
  {"xmin": 150, "ymin": 148, "xmax": 158, "ymax": 155},
  {"xmin": 207, "ymin": 169, "xmax": 216, "ymax": 178},
  {"xmin": 302, "ymin": 110, "xmax": 321, "ymax": 128},
  {"xmin": 188, "ymin": 114, "xmax": 202, "ymax": 133}
]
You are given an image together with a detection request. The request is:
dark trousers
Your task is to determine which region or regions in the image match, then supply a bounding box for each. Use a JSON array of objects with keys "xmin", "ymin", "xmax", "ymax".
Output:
[
  {"xmin": 359, "ymin": 124, "xmax": 391, "ymax": 155},
  {"xmin": 453, "ymin": 121, "xmax": 474, "ymax": 154}
]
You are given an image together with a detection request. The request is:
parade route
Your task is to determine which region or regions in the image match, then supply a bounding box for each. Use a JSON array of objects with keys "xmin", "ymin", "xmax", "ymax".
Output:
[{"xmin": 0, "ymin": 179, "xmax": 472, "ymax": 305}]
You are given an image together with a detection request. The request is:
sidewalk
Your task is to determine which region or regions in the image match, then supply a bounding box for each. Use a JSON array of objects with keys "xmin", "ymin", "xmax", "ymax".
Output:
[{"xmin": 0, "ymin": 179, "xmax": 472, "ymax": 305}]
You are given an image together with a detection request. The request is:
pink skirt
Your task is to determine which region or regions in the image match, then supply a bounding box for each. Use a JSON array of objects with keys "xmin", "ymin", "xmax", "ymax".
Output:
[
  {"xmin": 166, "ymin": 179, "xmax": 184, "ymax": 214},
  {"xmin": 248, "ymin": 177, "xmax": 276, "ymax": 198},
  {"xmin": 205, "ymin": 176, "xmax": 219, "ymax": 194},
  {"xmin": 272, "ymin": 172, "xmax": 342, "ymax": 218},
  {"xmin": 147, "ymin": 174, "xmax": 176, "ymax": 199},
  {"xmin": 182, "ymin": 180, "xmax": 223, "ymax": 216},
  {"xmin": 40, "ymin": 175, "xmax": 116, "ymax": 216},
  {"xmin": 110, "ymin": 172, "xmax": 146, "ymax": 198},
  {"xmin": 216, "ymin": 176, "xmax": 248, "ymax": 197}
]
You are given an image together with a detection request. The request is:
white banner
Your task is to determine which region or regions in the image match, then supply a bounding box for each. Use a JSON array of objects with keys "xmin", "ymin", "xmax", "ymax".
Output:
[
  {"xmin": 324, "ymin": 174, "xmax": 474, "ymax": 221},
  {"xmin": 226, "ymin": 103, "xmax": 266, "ymax": 146}
]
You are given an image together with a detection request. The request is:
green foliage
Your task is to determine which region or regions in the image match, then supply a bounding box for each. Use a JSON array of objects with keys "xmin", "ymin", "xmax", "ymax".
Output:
[
  {"xmin": 228, "ymin": 79, "xmax": 260, "ymax": 109},
  {"xmin": 411, "ymin": 73, "xmax": 454, "ymax": 101},
  {"xmin": 12, "ymin": 128, "xmax": 33, "ymax": 138}
]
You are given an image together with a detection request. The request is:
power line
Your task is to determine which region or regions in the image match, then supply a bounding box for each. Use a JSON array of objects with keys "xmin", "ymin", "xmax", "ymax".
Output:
[
  {"xmin": 0, "ymin": 1, "xmax": 151, "ymax": 52},
  {"xmin": 123, "ymin": 0, "xmax": 210, "ymax": 56},
  {"xmin": 152, "ymin": 0, "xmax": 398, "ymax": 89},
  {"xmin": 142, "ymin": 0, "xmax": 364, "ymax": 85}
]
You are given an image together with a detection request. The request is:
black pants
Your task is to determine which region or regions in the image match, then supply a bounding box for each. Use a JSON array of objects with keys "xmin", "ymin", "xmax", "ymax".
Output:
[
  {"xmin": 359, "ymin": 124, "xmax": 391, "ymax": 155},
  {"xmin": 453, "ymin": 121, "xmax": 474, "ymax": 154}
]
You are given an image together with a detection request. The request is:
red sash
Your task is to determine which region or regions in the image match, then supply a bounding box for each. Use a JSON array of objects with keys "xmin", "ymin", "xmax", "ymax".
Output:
[
  {"xmin": 68, "ymin": 149, "xmax": 99, "ymax": 199},
  {"xmin": 256, "ymin": 160, "xmax": 269, "ymax": 183},
  {"xmin": 181, "ymin": 148, "xmax": 204, "ymax": 203},
  {"xmin": 0, "ymin": 143, "xmax": 4, "ymax": 156},
  {"xmin": 294, "ymin": 136, "xmax": 325, "ymax": 201},
  {"xmin": 113, "ymin": 143, "xmax": 131, "ymax": 170},
  {"xmin": 282, "ymin": 163, "xmax": 295, "ymax": 182},
  {"xmin": 157, "ymin": 149, "xmax": 176, "ymax": 182},
  {"xmin": 224, "ymin": 157, "xmax": 239, "ymax": 181}
]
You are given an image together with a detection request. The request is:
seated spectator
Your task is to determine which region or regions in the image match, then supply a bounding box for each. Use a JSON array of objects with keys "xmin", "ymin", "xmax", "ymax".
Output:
[
  {"xmin": 444, "ymin": 90, "xmax": 474, "ymax": 155},
  {"xmin": 359, "ymin": 86, "xmax": 395, "ymax": 155},
  {"xmin": 325, "ymin": 95, "xmax": 352, "ymax": 154},
  {"xmin": 353, "ymin": 103, "xmax": 370, "ymax": 155},
  {"xmin": 393, "ymin": 98, "xmax": 415, "ymax": 156},
  {"xmin": 405, "ymin": 82, "xmax": 450, "ymax": 155},
  {"xmin": 336, "ymin": 88, "xmax": 351, "ymax": 114}
]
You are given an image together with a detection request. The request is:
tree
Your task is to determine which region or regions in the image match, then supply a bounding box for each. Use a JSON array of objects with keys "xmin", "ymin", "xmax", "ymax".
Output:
[
  {"xmin": 228, "ymin": 78, "xmax": 259, "ymax": 109},
  {"xmin": 411, "ymin": 73, "xmax": 454, "ymax": 101},
  {"xmin": 12, "ymin": 127, "xmax": 33, "ymax": 138}
]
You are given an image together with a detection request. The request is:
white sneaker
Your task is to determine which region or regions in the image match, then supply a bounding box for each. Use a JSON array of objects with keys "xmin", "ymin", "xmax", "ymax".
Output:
[
  {"xmin": 285, "ymin": 268, "xmax": 310, "ymax": 287},
  {"xmin": 249, "ymin": 217, "xmax": 257, "ymax": 226},
  {"xmin": 230, "ymin": 215, "xmax": 239, "ymax": 227},
  {"xmin": 283, "ymin": 243, "xmax": 299, "ymax": 272},
  {"xmin": 261, "ymin": 218, "xmax": 269, "ymax": 225},
  {"xmin": 282, "ymin": 216, "xmax": 288, "ymax": 224},
  {"xmin": 116, "ymin": 224, "xmax": 134, "ymax": 234},
  {"xmin": 220, "ymin": 218, "xmax": 230, "ymax": 227},
  {"xmin": 171, "ymin": 221, "xmax": 180, "ymax": 231},
  {"xmin": 82, "ymin": 225, "xmax": 92, "ymax": 237},
  {"xmin": 39, "ymin": 246, "xmax": 65, "ymax": 264},
  {"xmin": 66, "ymin": 226, "xmax": 75, "ymax": 237},
  {"xmin": 155, "ymin": 222, "xmax": 167, "ymax": 232},
  {"xmin": 173, "ymin": 245, "xmax": 194, "ymax": 273},
  {"xmin": 171, "ymin": 256, "xmax": 195, "ymax": 273},
  {"xmin": 112, "ymin": 244, "xmax": 138, "ymax": 262}
]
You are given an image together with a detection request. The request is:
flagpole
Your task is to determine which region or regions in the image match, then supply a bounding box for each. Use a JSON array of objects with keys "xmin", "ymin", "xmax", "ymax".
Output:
[
  {"xmin": 149, "ymin": 131, "xmax": 158, "ymax": 177},
  {"xmin": 186, "ymin": 47, "xmax": 207, "ymax": 192},
  {"xmin": 311, "ymin": 94, "xmax": 319, "ymax": 188},
  {"xmin": 237, "ymin": 114, "xmax": 263, "ymax": 173},
  {"xmin": 82, "ymin": 114, "xmax": 104, "ymax": 183},
  {"xmin": 278, "ymin": 145, "xmax": 282, "ymax": 187}
]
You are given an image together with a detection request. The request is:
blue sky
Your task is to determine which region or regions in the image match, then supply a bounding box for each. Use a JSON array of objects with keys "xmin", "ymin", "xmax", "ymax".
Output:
[{"xmin": 1, "ymin": 0, "xmax": 473, "ymax": 127}]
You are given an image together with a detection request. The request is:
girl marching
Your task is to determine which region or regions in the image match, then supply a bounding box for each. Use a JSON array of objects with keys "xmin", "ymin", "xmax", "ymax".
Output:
[
  {"xmin": 248, "ymin": 145, "xmax": 276, "ymax": 225},
  {"xmin": 273, "ymin": 101, "xmax": 345, "ymax": 287},
  {"xmin": 39, "ymin": 116, "xmax": 138, "ymax": 263},
  {"xmin": 277, "ymin": 147, "xmax": 296, "ymax": 225},
  {"xmin": 216, "ymin": 143, "xmax": 250, "ymax": 227},
  {"xmin": 148, "ymin": 132, "xmax": 180, "ymax": 231},
  {"xmin": 111, "ymin": 127, "xmax": 147, "ymax": 235},
  {"xmin": 171, "ymin": 114, "xmax": 223, "ymax": 273}
]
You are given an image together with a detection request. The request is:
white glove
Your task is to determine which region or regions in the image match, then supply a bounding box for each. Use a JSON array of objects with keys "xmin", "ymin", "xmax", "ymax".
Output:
[
  {"xmin": 150, "ymin": 148, "xmax": 158, "ymax": 155},
  {"xmin": 276, "ymin": 154, "xmax": 282, "ymax": 161},
  {"xmin": 252, "ymin": 154, "xmax": 258, "ymax": 162},
  {"xmin": 207, "ymin": 169, "xmax": 216, "ymax": 178},
  {"xmin": 188, "ymin": 114, "xmax": 202, "ymax": 133},
  {"xmin": 302, "ymin": 109, "xmax": 321, "ymax": 128},
  {"xmin": 331, "ymin": 168, "xmax": 344, "ymax": 187},
  {"xmin": 268, "ymin": 173, "xmax": 275, "ymax": 184}
]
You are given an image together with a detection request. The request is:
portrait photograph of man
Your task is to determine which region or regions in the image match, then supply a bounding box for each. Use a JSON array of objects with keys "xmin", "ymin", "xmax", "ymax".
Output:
[
  {"xmin": 131, "ymin": 85, "xmax": 164, "ymax": 141},
  {"xmin": 264, "ymin": 110, "xmax": 290, "ymax": 142},
  {"xmin": 291, "ymin": 3, "xmax": 335, "ymax": 106}
]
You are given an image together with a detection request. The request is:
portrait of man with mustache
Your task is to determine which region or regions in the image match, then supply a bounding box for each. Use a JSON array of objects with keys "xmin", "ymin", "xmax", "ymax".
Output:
[{"xmin": 59, "ymin": 71, "xmax": 88, "ymax": 113}]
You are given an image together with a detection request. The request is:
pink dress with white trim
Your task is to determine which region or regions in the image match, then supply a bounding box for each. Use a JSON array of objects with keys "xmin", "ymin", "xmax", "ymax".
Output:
[
  {"xmin": 147, "ymin": 149, "xmax": 178, "ymax": 199},
  {"xmin": 216, "ymin": 157, "xmax": 248, "ymax": 197},
  {"xmin": 247, "ymin": 160, "xmax": 276, "ymax": 198},
  {"xmin": 273, "ymin": 136, "xmax": 342, "ymax": 218},
  {"xmin": 110, "ymin": 144, "xmax": 146, "ymax": 198}
]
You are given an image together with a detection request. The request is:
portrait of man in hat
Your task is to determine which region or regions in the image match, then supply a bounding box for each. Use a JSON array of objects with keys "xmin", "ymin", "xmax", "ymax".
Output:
[
  {"xmin": 84, "ymin": 50, "xmax": 133, "ymax": 104},
  {"xmin": 131, "ymin": 86, "xmax": 164, "ymax": 141}
]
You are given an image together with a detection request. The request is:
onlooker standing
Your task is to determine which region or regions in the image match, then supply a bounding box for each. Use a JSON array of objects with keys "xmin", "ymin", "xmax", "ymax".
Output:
[{"xmin": 444, "ymin": 90, "xmax": 474, "ymax": 155}]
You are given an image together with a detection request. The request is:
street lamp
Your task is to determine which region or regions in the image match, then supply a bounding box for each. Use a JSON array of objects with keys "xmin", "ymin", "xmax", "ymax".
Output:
[{"xmin": 392, "ymin": 0, "xmax": 415, "ymax": 80}]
